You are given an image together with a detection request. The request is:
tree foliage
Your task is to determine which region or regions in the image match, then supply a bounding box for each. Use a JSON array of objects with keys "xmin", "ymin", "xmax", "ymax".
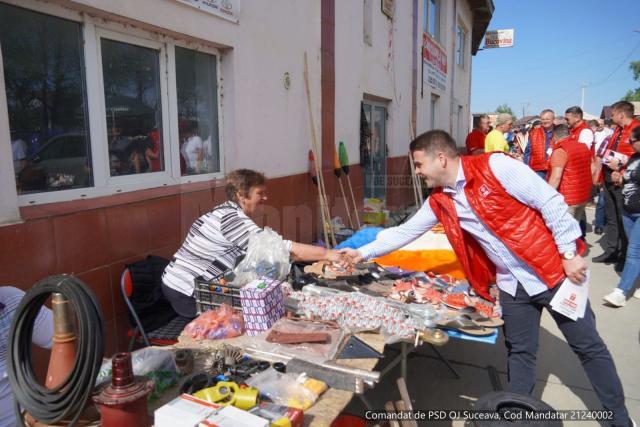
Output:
[{"xmin": 622, "ymin": 61, "xmax": 640, "ymax": 102}]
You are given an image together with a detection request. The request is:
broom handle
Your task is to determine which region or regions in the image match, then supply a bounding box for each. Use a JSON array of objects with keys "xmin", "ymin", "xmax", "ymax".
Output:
[
  {"xmin": 337, "ymin": 177, "xmax": 354, "ymax": 229},
  {"xmin": 304, "ymin": 53, "xmax": 336, "ymax": 247},
  {"xmin": 317, "ymin": 166, "xmax": 336, "ymax": 246},
  {"xmin": 345, "ymin": 174, "xmax": 360, "ymax": 228}
]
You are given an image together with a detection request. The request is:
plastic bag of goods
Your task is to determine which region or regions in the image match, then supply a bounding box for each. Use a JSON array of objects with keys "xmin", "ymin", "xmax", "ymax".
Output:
[
  {"xmin": 183, "ymin": 303, "xmax": 244, "ymax": 340},
  {"xmin": 233, "ymin": 227, "xmax": 291, "ymax": 285}
]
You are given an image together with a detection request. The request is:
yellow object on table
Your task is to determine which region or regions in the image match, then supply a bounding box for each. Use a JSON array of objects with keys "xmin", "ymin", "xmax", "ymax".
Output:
[
  {"xmin": 302, "ymin": 378, "xmax": 328, "ymax": 396},
  {"xmin": 193, "ymin": 382, "xmax": 258, "ymax": 410}
]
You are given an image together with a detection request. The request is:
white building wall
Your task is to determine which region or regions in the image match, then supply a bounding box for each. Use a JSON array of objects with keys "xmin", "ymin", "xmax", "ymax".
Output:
[
  {"xmin": 334, "ymin": 0, "xmax": 413, "ymax": 160},
  {"xmin": 415, "ymin": 0, "xmax": 473, "ymax": 147}
]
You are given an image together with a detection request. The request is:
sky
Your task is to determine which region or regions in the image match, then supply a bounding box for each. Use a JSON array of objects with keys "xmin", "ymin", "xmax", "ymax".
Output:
[{"xmin": 470, "ymin": 0, "xmax": 640, "ymax": 118}]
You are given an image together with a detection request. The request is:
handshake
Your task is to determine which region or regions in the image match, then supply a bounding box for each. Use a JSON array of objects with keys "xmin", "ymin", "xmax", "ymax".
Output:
[{"xmin": 326, "ymin": 248, "xmax": 364, "ymax": 267}]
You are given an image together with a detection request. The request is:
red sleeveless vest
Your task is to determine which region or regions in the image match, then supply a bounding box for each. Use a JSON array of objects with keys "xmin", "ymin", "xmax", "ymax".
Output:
[
  {"xmin": 549, "ymin": 137, "xmax": 592, "ymax": 206},
  {"xmin": 429, "ymin": 153, "xmax": 585, "ymax": 301},
  {"xmin": 528, "ymin": 127, "xmax": 548, "ymax": 171},
  {"xmin": 604, "ymin": 118, "xmax": 640, "ymax": 158}
]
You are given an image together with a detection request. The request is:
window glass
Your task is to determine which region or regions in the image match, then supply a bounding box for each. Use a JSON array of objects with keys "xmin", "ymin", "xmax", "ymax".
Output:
[
  {"xmin": 456, "ymin": 25, "xmax": 465, "ymax": 66},
  {"xmin": 428, "ymin": 0, "xmax": 440, "ymax": 40},
  {"xmin": 175, "ymin": 47, "xmax": 220, "ymax": 175},
  {"xmin": 101, "ymin": 38, "xmax": 163, "ymax": 176},
  {"xmin": 0, "ymin": 3, "xmax": 92, "ymax": 194}
]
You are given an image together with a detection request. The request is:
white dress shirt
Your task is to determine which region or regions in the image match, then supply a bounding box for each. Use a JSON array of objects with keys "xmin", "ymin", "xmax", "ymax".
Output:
[{"xmin": 358, "ymin": 154, "xmax": 581, "ymax": 297}]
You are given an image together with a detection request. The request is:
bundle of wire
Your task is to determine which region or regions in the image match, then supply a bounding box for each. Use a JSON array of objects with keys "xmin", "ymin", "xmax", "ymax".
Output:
[{"xmin": 7, "ymin": 275, "xmax": 105, "ymax": 426}]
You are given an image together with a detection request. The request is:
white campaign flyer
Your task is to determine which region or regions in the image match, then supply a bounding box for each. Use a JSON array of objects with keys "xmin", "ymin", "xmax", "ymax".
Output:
[{"xmin": 550, "ymin": 271, "xmax": 589, "ymax": 321}]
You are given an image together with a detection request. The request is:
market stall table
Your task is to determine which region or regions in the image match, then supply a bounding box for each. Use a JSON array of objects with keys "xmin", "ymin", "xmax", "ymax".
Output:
[{"xmin": 149, "ymin": 331, "xmax": 385, "ymax": 427}]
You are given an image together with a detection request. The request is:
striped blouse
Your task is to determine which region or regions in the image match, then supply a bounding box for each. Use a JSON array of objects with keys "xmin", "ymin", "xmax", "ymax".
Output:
[{"xmin": 162, "ymin": 201, "xmax": 292, "ymax": 296}]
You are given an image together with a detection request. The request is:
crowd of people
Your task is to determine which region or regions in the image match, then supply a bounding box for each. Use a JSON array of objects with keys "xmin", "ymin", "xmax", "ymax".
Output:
[{"xmin": 466, "ymin": 101, "xmax": 640, "ymax": 308}]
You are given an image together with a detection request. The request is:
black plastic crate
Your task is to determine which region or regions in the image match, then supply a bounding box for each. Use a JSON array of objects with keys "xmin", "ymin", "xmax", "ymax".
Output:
[{"xmin": 194, "ymin": 275, "xmax": 243, "ymax": 315}]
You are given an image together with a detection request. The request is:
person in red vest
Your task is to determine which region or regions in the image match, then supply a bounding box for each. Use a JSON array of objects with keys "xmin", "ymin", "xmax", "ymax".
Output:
[
  {"xmin": 524, "ymin": 109, "xmax": 555, "ymax": 179},
  {"xmin": 465, "ymin": 114, "xmax": 489, "ymax": 155},
  {"xmin": 565, "ymin": 106, "xmax": 595, "ymax": 153},
  {"xmin": 340, "ymin": 130, "xmax": 631, "ymax": 427},
  {"xmin": 547, "ymin": 124, "xmax": 593, "ymax": 223},
  {"xmin": 593, "ymin": 101, "xmax": 640, "ymax": 265}
]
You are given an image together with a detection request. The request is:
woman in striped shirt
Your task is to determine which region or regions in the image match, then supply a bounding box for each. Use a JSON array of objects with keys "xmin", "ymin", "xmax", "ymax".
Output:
[{"xmin": 162, "ymin": 169, "xmax": 344, "ymax": 318}]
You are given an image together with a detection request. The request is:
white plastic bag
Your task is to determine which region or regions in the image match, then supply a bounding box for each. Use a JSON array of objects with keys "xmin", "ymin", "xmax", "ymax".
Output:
[
  {"xmin": 233, "ymin": 227, "xmax": 291, "ymax": 285},
  {"xmin": 96, "ymin": 347, "xmax": 177, "ymax": 386},
  {"xmin": 246, "ymin": 368, "xmax": 318, "ymax": 410}
]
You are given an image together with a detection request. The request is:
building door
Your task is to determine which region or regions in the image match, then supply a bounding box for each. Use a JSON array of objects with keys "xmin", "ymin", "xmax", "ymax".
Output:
[{"xmin": 361, "ymin": 101, "xmax": 387, "ymax": 200}]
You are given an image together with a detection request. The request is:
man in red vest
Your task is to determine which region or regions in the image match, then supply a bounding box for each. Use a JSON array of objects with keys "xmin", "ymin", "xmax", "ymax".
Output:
[
  {"xmin": 565, "ymin": 106, "xmax": 595, "ymax": 153},
  {"xmin": 547, "ymin": 124, "xmax": 593, "ymax": 222},
  {"xmin": 593, "ymin": 101, "xmax": 640, "ymax": 265},
  {"xmin": 524, "ymin": 109, "xmax": 555, "ymax": 179},
  {"xmin": 341, "ymin": 130, "xmax": 631, "ymax": 427},
  {"xmin": 465, "ymin": 115, "xmax": 489, "ymax": 155}
]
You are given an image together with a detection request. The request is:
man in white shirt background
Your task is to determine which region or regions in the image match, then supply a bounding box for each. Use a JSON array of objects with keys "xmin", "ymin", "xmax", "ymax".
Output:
[{"xmin": 565, "ymin": 106, "xmax": 594, "ymax": 152}]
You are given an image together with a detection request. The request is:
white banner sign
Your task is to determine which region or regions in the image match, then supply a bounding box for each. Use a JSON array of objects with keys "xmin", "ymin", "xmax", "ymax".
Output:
[
  {"xmin": 176, "ymin": 0, "xmax": 240, "ymax": 23},
  {"xmin": 422, "ymin": 33, "xmax": 447, "ymax": 92},
  {"xmin": 484, "ymin": 29, "xmax": 514, "ymax": 49}
]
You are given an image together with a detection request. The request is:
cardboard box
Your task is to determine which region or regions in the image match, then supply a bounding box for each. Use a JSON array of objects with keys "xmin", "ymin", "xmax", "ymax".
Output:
[{"xmin": 240, "ymin": 278, "xmax": 285, "ymax": 336}]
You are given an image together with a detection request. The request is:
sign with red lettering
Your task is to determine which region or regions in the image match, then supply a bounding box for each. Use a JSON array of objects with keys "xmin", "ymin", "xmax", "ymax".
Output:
[
  {"xmin": 422, "ymin": 33, "xmax": 447, "ymax": 92},
  {"xmin": 484, "ymin": 29, "xmax": 514, "ymax": 49}
]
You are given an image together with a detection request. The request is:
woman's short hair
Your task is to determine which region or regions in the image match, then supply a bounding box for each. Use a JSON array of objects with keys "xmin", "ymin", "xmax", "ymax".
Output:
[{"xmin": 225, "ymin": 169, "xmax": 266, "ymax": 202}]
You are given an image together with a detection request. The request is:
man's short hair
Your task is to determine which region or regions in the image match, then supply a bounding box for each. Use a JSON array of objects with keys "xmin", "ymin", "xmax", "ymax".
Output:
[
  {"xmin": 565, "ymin": 106, "xmax": 583, "ymax": 119},
  {"xmin": 611, "ymin": 100, "xmax": 634, "ymax": 118},
  {"xmin": 495, "ymin": 113, "xmax": 513, "ymax": 126},
  {"xmin": 588, "ymin": 119, "xmax": 599, "ymax": 128},
  {"xmin": 552, "ymin": 124, "xmax": 570, "ymax": 140},
  {"xmin": 409, "ymin": 130, "xmax": 458, "ymax": 158},
  {"xmin": 540, "ymin": 109, "xmax": 555, "ymax": 117},
  {"xmin": 473, "ymin": 114, "xmax": 489, "ymax": 128}
]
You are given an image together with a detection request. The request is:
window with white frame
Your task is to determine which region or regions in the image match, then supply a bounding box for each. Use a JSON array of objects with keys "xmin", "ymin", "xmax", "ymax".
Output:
[
  {"xmin": 100, "ymin": 38, "xmax": 164, "ymax": 177},
  {"xmin": 0, "ymin": 3, "xmax": 92, "ymax": 195},
  {"xmin": 424, "ymin": 0, "xmax": 440, "ymax": 41},
  {"xmin": 0, "ymin": 2, "xmax": 223, "ymax": 205},
  {"xmin": 175, "ymin": 47, "xmax": 220, "ymax": 175},
  {"xmin": 456, "ymin": 23, "xmax": 467, "ymax": 68}
]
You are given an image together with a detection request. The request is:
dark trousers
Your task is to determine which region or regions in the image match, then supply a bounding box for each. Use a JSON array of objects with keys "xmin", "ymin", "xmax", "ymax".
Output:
[
  {"xmin": 162, "ymin": 283, "xmax": 197, "ymax": 319},
  {"xmin": 596, "ymin": 188, "xmax": 606, "ymax": 228},
  {"xmin": 603, "ymin": 182, "xmax": 627, "ymax": 257},
  {"xmin": 501, "ymin": 284, "xmax": 629, "ymax": 426}
]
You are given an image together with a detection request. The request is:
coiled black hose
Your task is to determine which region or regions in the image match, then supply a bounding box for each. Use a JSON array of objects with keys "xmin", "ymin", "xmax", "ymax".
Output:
[{"xmin": 7, "ymin": 275, "xmax": 105, "ymax": 426}]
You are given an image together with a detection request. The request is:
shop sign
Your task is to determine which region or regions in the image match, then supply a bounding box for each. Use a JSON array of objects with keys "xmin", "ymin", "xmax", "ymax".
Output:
[
  {"xmin": 176, "ymin": 0, "xmax": 240, "ymax": 23},
  {"xmin": 422, "ymin": 33, "xmax": 447, "ymax": 92}
]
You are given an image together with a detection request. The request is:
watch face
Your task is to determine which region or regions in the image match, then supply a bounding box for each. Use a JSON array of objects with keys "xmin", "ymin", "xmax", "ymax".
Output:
[{"xmin": 563, "ymin": 251, "xmax": 575, "ymax": 260}]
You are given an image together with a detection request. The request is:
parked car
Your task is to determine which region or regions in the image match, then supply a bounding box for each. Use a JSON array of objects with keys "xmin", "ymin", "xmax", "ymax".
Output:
[{"xmin": 18, "ymin": 132, "xmax": 91, "ymax": 192}]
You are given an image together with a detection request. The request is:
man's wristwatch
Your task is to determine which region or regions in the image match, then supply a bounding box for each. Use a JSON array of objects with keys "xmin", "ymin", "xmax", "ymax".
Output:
[{"xmin": 562, "ymin": 251, "xmax": 576, "ymax": 260}]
